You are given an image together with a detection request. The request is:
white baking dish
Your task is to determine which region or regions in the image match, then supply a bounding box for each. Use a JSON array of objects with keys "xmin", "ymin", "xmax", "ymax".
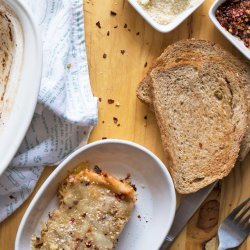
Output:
[
  {"xmin": 209, "ymin": 0, "xmax": 250, "ymax": 60},
  {"xmin": 0, "ymin": 0, "xmax": 42, "ymax": 175},
  {"xmin": 16, "ymin": 139, "xmax": 176, "ymax": 250},
  {"xmin": 128, "ymin": 0, "xmax": 205, "ymax": 33}
]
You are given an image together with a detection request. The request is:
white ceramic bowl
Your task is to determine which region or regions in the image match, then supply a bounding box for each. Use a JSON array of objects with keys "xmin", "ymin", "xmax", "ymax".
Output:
[
  {"xmin": 0, "ymin": 0, "xmax": 42, "ymax": 175},
  {"xmin": 15, "ymin": 139, "xmax": 176, "ymax": 250},
  {"xmin": 209, "ymin": 0, "xmax": 250, "ymax": 60},
  {"xmin": 128, "ymin": 0, "xmax": 205, "ymax": 33}
]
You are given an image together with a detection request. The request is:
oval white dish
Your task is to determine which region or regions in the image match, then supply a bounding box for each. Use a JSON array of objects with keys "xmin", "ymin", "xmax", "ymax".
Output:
[
  {"xmin": 128, "ymin": 0, "xmax": 205, "ymax": 33},
  {"xmin": 209, "ymin": 0, "xmax": 250, "ymax": 60},
  {"xmin": 15, "ymin": 139, "xmax": 176, "ymax": 250},
  {"xmin": 0, "ymin": 0, "xmax": 42, "ymax": 175}
]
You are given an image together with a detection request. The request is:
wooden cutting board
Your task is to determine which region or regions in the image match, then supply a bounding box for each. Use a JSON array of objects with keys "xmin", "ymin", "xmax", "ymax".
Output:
[{"xmin": 0, "ymin": 0, "xmax": 249, "ymax": 249}]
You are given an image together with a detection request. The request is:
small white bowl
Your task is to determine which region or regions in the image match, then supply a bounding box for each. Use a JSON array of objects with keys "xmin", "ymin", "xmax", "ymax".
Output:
[
  {"xmin": 16, "ymin": 139, "xmax": 176, "ymax": 250},
  {"xmin": 209, "ymin": 0, "xmax": 250, "ymax": 60},
  {"xmin": 128, "ymin": 0, "xmax": 205, "ymax": 33}
]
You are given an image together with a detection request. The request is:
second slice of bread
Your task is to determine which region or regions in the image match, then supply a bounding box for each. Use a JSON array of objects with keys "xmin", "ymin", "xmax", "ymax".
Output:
[{"xmin": 151, "ymin": 63, "xmax": 248, "ymax": 193}]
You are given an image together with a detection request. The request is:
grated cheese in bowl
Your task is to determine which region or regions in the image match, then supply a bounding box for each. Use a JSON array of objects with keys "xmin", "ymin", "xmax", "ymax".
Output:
[{"xmin": 138, "ymin": 0, "xmax": 200, "ymax": 25}]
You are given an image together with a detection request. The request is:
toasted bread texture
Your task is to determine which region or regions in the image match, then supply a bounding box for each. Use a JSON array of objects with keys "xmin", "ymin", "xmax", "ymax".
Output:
[
  {"xmin": 136, "ymin": 39, "xmax": 250, "ymax": 160},
  {"xmin": 150, "ymin": 63, "xmax": 248, "ymax": 193}
]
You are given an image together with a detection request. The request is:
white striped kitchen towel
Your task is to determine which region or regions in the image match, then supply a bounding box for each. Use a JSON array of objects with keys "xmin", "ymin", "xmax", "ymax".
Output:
[{"xmin": 0, "ymin": 0, "xmax": 98, "ymax": 222}]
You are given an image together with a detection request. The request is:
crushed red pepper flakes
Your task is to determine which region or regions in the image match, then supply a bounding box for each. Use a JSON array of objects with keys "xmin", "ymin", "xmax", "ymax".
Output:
[
  {"xmin": 131, "ymin": 184, "xmax": 137, "ymax": 191},
  {"xmin": 110, "ymin": 11, "xmax": 117, "ymax": 16},
  {"xmin": 103, "ymin": 53, "xmax": 107, "ymax": 59},
  {"xmin": 136, "ymin": 32, "xmax": 140, "ymax": 35},
  {"xmin": 113, "ymin": 117, "xmax": 118, "ymax": 124},
  {"xmin": 108, "ymin": 99, "xmax": 114, "ymax": 104},
  {"xmin": 144, "ymin": 62, "xmax": 148, "ymax": 68},
  {"xmin": 96, "ymin": 21, "xmax": 101, "ymax": 29},
  {"xmin": 117, "ymin": 124, "xmax": 121, "ymax": 127},
  {"xmin": 128, "ymin": 28, "xmax": 131, "ymax": 32},
  {"xmin": 102, "ymin": 120, "xmax": 105, "ymax": 124},
  {"xmin": 216, "ymin": 0, "xmax": 250, "ymax": 48},
  {"xmin": 98, "ymin": 97, "xmax": 102, "ymax": 102},
  {"xmin": 102, "ymin": 137, "xmax": 107, "ymax": 140},
  {"xmin": 125, "ymin": 173, "xmax": 131, "ymax": 180},
  {"xmin": 114, "ymin": 25, "xmax": 118, "ymax": 28},
  {"xmin": 144, "ymin": 115, "xmax": 148, "ymax": 120},
  {"xmin": 120, "ymin": 50, "xmax": 125, "ymax": 55},
  {"xmin": 124, "ymin": 23, "xmax": 128, "ymax": 28},
  {"xmin": 107, "ymin": 31, "xmax": 110, "ymax": 36}
]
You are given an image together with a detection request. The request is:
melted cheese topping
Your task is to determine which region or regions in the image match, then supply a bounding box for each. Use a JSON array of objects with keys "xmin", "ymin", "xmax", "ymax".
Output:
[{"xmin": 32, "ymin": 168, "xmax": 136, "ymax": 250}]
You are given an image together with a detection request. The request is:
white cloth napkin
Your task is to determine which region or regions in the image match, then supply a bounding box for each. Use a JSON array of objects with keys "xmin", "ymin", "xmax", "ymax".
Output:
[{"xmin": 0, "ymin": 0, "xmax": 98, "ymax": 222}]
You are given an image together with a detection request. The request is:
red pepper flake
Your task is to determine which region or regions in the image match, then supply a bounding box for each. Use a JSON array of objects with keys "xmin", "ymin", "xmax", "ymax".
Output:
[
  {"xmin": 137, "ymin": 215, "xmax": 141, "ymax": 219},
  {"xmin": 117, "ymin": 124, "xmax": 121, "ymax": 127},
  {"xmin": 120, "ymin": 50, "xmax": 125, "ymax": 55},
  {"xmin": 96, "ymin": 21, "xmax": 101, "ymax": 29},
  {"xmin": 124, "ymin": 23, "xmax": 128, "ymax": 28},
  {"xmin": 98, "ymin": 97, "xmax": 102, "ymax": 102},
  {"xmin": 131, "ymin": 184, "xmax": 137, "ymax": 191},
  {"xmin": 107, "ymin": 31, "xmax": 110, "ymax": 36},
  {"xmin": 93, "ymin": 165, "xmax": 102, "ymax": 174},
  {"xmin": 102, "ymin": 137, "xmax": 107, "ymax": 140},
  {"xmin": 115, "ymin": 194, "xmax": 126, "ymax": 200},
  {"xmin": 113, "ymin": 117, "xmax": 118, "ymax": 124},
  {"xmin": 103, "ymin": 53, "xmax": 107, "ymax": 59},
  {"xmin": 110, "ymin": 11, "xmax": 117, "ymax": 16},
  {"xmin": 108, "ymin": 99, "xmax": 114, "ymax": 104},
  {"xmin": 102, "ymin": 120, "xmax": 105, "ymax": 124},
  {"xmin": 144, "ymin": 115, "xmax": 148, "ymax": 120},
  {"xmin": 216, "ymin": 0, "xmax": 250, "ymax": 48},
  {"xmin": 70, "ymin": 218, "xmax": 75, "ymax": 223},
  {"xmin": 85, "ymin": 241, "xmax": 92, "ymax": 248},
  {"xmin": 136, "ymin": 32, "xmax": 140, "ymax": 35},
  {"xmin": 144, "ymin": 62, "xmax": 148, "ymax": 68},
  {"xmin": 128, "ymin": 28, "xmax": 131, "ymax": 32},
  {"xmin": 114, "ymin": 25, "xmax": 118, "ymax": 28},
  {"xmin": 125, "ymin": 173, "xmax": 131, "ymax": 180}
]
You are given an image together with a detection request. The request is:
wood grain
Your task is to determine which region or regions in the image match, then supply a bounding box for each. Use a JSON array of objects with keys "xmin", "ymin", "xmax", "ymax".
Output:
[{"xmin": 0, "ymin": 0, "xmax": 249, "ymax": 249}]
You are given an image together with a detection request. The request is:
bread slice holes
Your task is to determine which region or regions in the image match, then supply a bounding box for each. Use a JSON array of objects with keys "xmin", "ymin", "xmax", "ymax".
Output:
[
  {"xmin": 214, "ymin": 90, "xmax": 223, "ymax": 100},
  {"xmin": 192, "ymin": 177, "xmax": 205, "ymax": 183}
]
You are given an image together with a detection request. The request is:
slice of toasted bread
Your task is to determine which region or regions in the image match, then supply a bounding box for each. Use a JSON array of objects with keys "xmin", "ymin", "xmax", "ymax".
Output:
[
  {"xmin": 150, "ymin": 63, "xmax": 248, "ymax": 193},
  {"xmin": 32, "ymin": 168, "xmax": 136, "ymax": 250},
  {"xmin": 136, "ymin": 39, "xmax": 250, "ymax": 160}
]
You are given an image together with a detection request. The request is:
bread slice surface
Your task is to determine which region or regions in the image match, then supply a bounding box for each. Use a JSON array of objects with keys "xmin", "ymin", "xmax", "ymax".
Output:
[
  {"xmin": 151, "ymin": 63, "xmax": 248, "ymax": 193},
  {"xmin": 136, "ymin": 39, "xmax": 250, "ymax": 160}
]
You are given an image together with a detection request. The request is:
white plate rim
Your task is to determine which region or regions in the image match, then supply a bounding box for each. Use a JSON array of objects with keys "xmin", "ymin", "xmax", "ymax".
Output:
[
  {"xmin": 15, "ymin": 139, "xmax": 176, "ymax": 250},
  {"xmin": 0, "ymin": 0, "xmax": 42, "ymax": 175}
]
